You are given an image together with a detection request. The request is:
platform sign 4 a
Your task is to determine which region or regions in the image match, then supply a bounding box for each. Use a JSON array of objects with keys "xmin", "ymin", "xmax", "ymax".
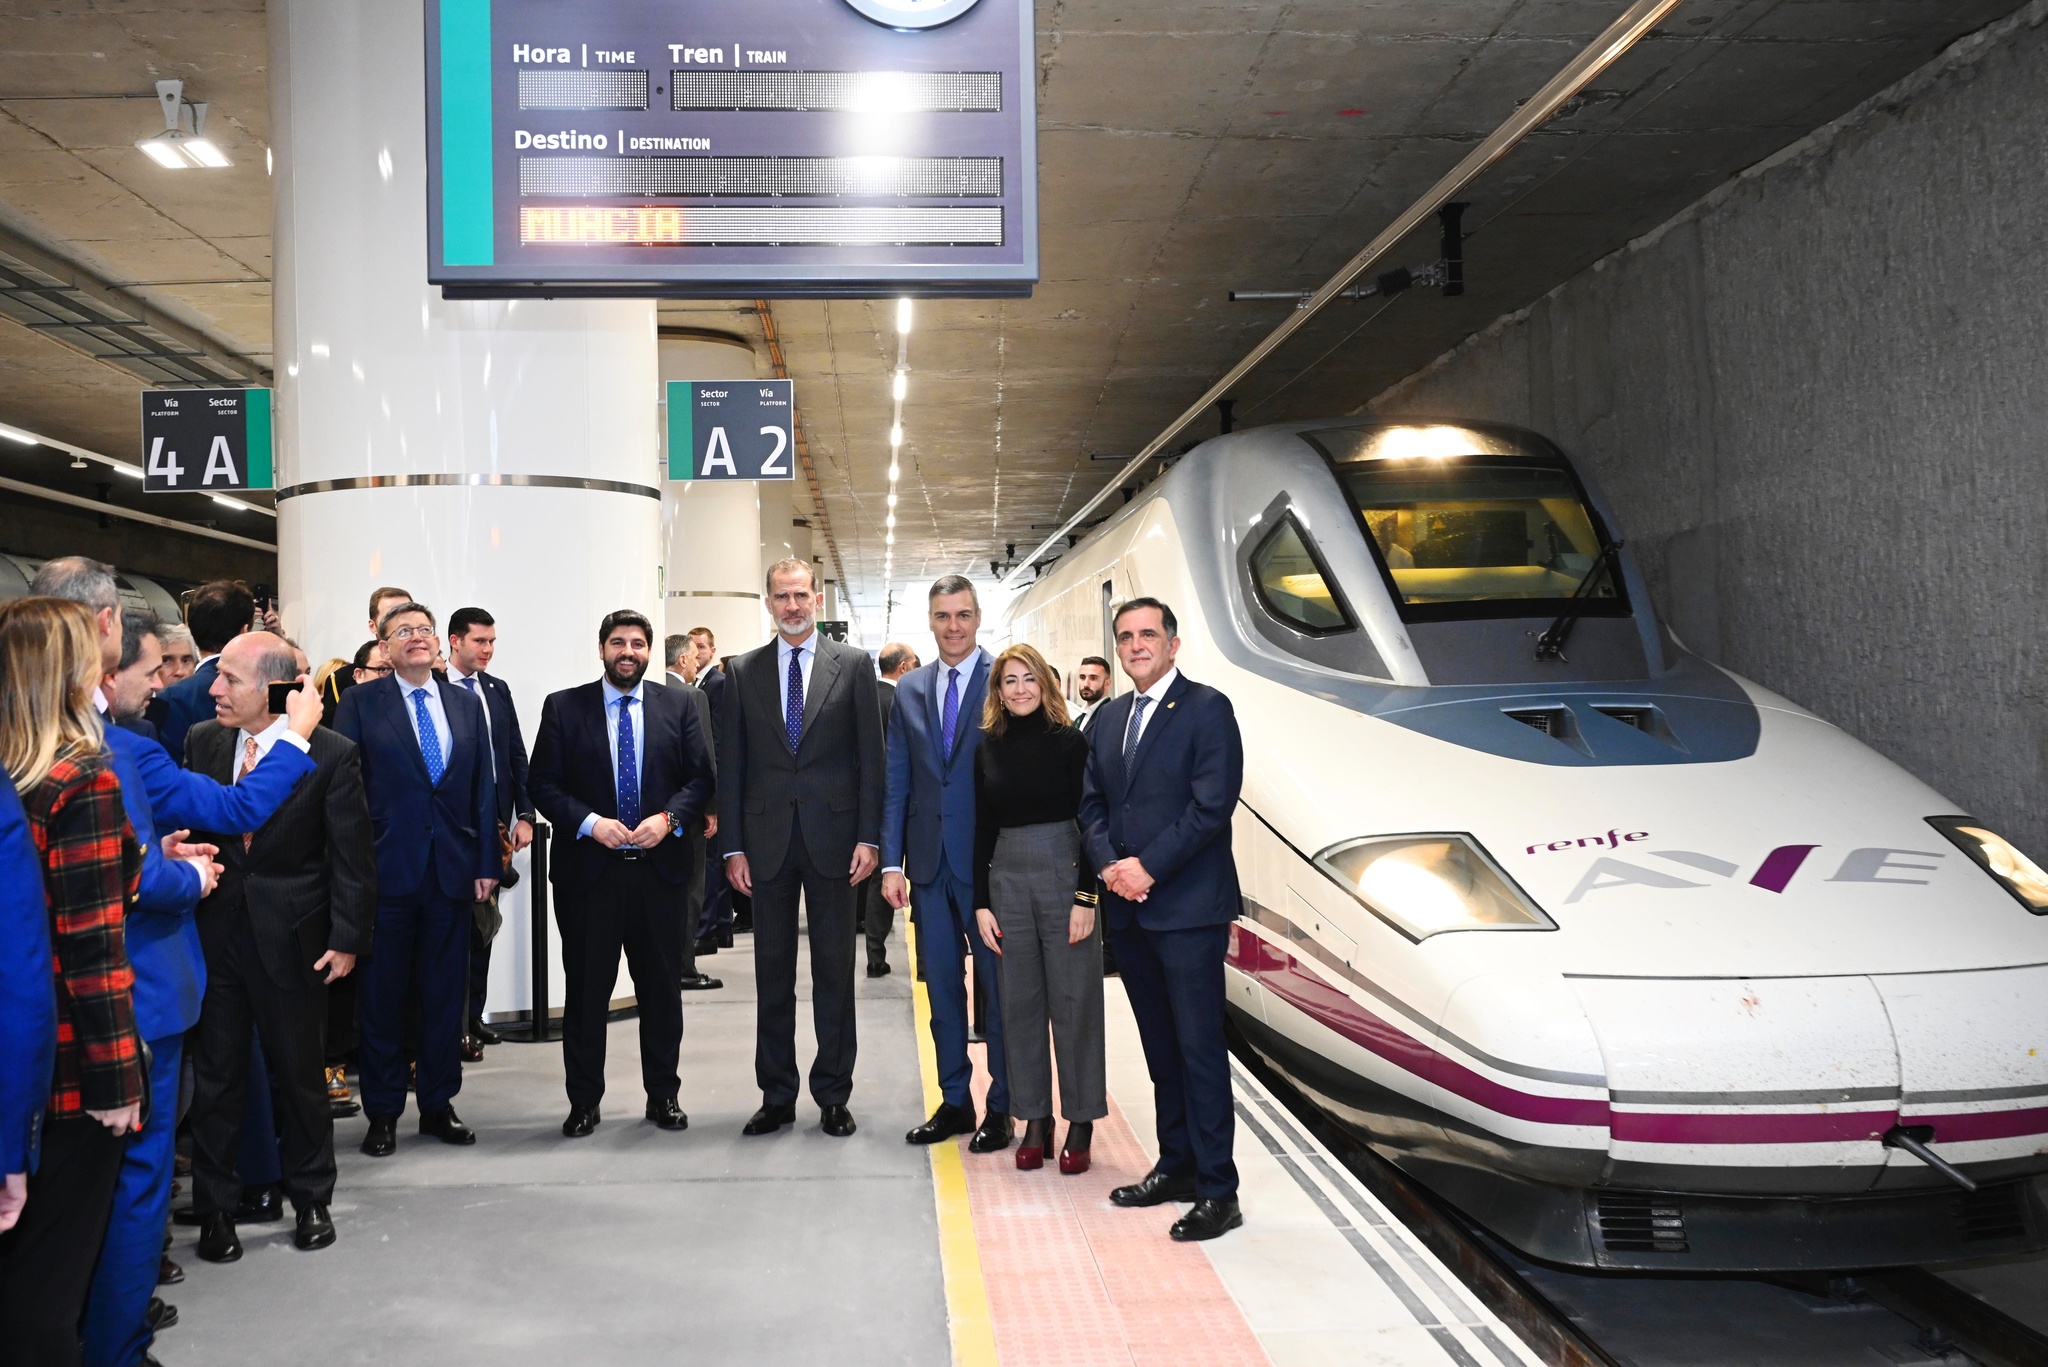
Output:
[
  {"xmin": 666, "ymin": 379, "xmax": 794, "ymax": 481},
  {"xmin": 140, "ymin": 389, "xmax": 274, "ymax": 492}
]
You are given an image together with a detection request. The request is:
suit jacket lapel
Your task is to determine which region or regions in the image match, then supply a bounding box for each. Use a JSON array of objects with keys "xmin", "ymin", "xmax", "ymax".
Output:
[
  {"xmin": 382, "ymin": 679, "xmax": 434, "ymax": 787},
  {"xmin": 798, "ymin": 640, "xmax": 839, "ymax": 744},
  {"xmin": 950, "ymin": 652, "xmax": 988, "ymax": 766},
  {"xmin": 435, "ymin": 677, "xmax": 471, "ymax": 790},
  {"xmin": 1124, "ymin": 675, "xmax": 1187, "ymax": 785}
]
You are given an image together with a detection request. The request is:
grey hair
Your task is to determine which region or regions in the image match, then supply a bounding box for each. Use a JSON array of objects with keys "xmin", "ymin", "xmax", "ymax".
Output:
[
  {"xmin": 158, "ymin": 622, "xmax": 195, "ymax": 651},
  {"xmin": 928, "ymin": 574, "xmax": 977, "ymax": 605},
  {"xmin": 664, "ymin": 633, "xmax": 691, "ymax": 669},
  {"xmin": 118, "ymin": 608, "xmax": 163, "ymax": 672},
  {"xmin": 251, "ymin": 642, "xmax": 301, "ymax": 686},
  {"xmin": 764, "ymin": 557, "xmax": 817, "ymax": 594},
  {"xmin": 29, "ymin": 556, "xmax": 119, "ymax": 613}
]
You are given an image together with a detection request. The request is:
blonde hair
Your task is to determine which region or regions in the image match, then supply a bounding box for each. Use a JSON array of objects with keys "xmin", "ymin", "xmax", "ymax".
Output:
[
  {"xmin": 0, "ymin": 597, "xmax": 108, "ymax": 794},
  {"xmin": 981, "ymin": 643, "xmax": 1072, "ymax": 738}
]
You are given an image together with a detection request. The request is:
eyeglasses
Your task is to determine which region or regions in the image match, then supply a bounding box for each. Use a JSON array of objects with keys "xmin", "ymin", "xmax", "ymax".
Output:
[
  {"xmin": 388, "ymin": 625, "xmax": 434, "ymax": 641},
  {"xmin": 359, "ymin": 665, "xmax": 393, "ymax": 676}
]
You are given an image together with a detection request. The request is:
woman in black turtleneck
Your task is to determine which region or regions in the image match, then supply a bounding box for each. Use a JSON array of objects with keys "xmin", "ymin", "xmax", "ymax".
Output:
[{"xmin": 973, "ymin": 643, "xmax": 1105, "ymax": 1174}]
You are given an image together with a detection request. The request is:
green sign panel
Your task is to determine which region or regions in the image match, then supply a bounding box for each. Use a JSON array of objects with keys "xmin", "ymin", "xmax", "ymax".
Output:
[{"xmin": 140, "ymin": 388, "xmax": 273, "ymax": 492}]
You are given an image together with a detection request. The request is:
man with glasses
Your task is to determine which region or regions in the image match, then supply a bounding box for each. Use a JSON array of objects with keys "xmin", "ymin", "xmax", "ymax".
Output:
[{"xmin": 335, "ymin": 602, "xmax": 498, "ymax": 1156}]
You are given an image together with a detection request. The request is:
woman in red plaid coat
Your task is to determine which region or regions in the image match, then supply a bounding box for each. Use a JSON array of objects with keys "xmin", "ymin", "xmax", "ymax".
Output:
[{"xmin": 0, "ymin": 596, "xmax": 142, "ymax": 1365}]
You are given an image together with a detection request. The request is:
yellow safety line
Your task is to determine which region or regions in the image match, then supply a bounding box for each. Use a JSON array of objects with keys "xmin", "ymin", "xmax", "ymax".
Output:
[{"xmin": 908, "ymin": 920, "xmax": 1000, "ymax": 1367}]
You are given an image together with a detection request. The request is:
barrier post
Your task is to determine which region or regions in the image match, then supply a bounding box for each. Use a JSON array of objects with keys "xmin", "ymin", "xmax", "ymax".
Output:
[{"xmin": 522, "ymin": 819, "xmax": 559, "ymax": 1042}]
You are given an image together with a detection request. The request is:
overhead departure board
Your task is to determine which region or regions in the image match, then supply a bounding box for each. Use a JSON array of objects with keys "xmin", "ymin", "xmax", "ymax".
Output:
[{"xmin": 424, "ymin": 0, "xmax": 1037, "ymax": 298}]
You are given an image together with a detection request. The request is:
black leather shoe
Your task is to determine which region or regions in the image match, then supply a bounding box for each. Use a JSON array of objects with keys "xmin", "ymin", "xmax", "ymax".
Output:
[
  {"xmin": 968, "ymin": 1111, "xmax": 1013, "ymax": 1153},
  {"xmin": 459, "ymin": 1035, "xmax": 484, "ymax": 1062},
  {"xmin": 717, "ymin": 929, "xmax": 734, "ymax": 948},
  {"xmin": 196, "ymin": 1213, "xmax": 242, "ymax": 1263},
  {"xmin": 820, "ymin": 1104, "xmax": 857, "ymax": 1138},
  {"xmin": 361, "ymin": 1116, "xmax": 398, "ymax": 1157},
  {"xmin": 905, "ymin": 1101, "xmax": 976, "ymax": 1145},
  {"xmin": 471, "ymin": 1020, "xmax": 504, "ymax": 1047},
  {"xmin": 1170, "ymin": 1197, "xmax": 1244, "ymax": 1242},
  {"xmin": 743, "ymin": 1103, "xmax": 796, "ymax": 1135},
  {"xmin": 146, "ymin": 1296, "xmax": 178, "ymax": 1331},
  {"xmin": 170, "ymin": 1205, "xmax": 202, "ymax": 1226},
  {"xmin": 158, "ymin": 1255, "xmax": 183, "ymax": 1286},
  {"xmin": 419, "ymin": 1107, "xmax": 477, "ymax": 1145},
  {"xmin": 293, "ymin": 1204, "xmax": 336, "ymax": 1250},
  {"xmin": 866, "ymin": 959, "xmax": 891, "ymax": 978},
  {"xmin": 235, "ymin": 1183, "xmax": 284, "ymax": 1223},
  {"xmin": 731, "ymin": 913, "xmax": 752, "ymax": 935},
  {"xmin": 679, "ymin": 973, "xmax": 723, "ymax": 991},
  {"xmin": 1110, "ymin": 1169, "xmax": 1199, "ymax": 1208},
  {"xmin": 693, "ymin": 936, "xmax": 718, "ymax": 956},
  {"xmin": 562, "ymin": 1105, "xmax": 601, "ymax": 1137},
  {"xmin": 645, "ymin": 1097, "xmax": 689, "ymax": 1130}
]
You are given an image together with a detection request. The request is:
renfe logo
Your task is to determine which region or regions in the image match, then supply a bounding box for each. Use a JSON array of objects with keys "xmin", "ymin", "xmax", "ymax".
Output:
[
  {"xmin": 1527, "ymin": 829, "xmax": 1648, "ymax": 853},
  {"xmin": 1554, "ymin": 842, "xmax": 1947, "ymax": 904}
]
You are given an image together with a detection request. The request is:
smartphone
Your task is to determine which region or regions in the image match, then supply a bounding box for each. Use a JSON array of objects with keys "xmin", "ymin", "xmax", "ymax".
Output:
[{"xmin": 267, "ymin": 680, "xmax": 297, "ymax": 714}]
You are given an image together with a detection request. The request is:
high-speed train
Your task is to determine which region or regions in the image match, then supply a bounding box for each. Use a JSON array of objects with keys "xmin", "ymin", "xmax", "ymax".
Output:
[{"xmin": 1007, "ymin": 417, "xmax": 2048, "ymax": 1271}]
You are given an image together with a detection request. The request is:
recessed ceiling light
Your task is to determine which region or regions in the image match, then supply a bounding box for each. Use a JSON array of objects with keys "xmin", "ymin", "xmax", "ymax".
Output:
[
  {"xmin": 895, "ymin": 297, "xmax": 913, "ymax": 334},
  {"xmin": 0, "ymin": 423, "xmax": 37, "ymax": 446},
  {"xmin": 891, "ymin": 371, "xmax": 907, "ymax": 401}
]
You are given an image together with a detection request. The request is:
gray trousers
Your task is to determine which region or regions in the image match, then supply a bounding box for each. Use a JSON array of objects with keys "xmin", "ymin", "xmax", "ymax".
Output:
[{"xmin": 990, "ymin": 820, "xmax": 1106, "ymax": 1122}]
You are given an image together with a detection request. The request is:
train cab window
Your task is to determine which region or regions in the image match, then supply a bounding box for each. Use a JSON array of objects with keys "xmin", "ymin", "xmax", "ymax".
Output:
[
  {"xmin": 1309, "ymin": 431, "xmax": 1627, "ymax": 623},
  {"xmin": 1249, "ymin": 517, "xmax": 1350, "ymax": 633}
]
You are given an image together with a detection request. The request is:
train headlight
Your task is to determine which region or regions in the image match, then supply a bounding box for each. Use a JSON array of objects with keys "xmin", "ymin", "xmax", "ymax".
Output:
[
  {"xmin": 1314, "ymin": 834, "xmax": 1554, "ymax": 941},
  {"xmin": 1928, "ymin": 817, "xmax": 2048, "ymax": 914}
]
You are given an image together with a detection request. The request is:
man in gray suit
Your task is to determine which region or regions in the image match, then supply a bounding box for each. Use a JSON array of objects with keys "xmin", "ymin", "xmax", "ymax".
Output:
[
  {"xmin": 720, "ymin": 559, "xmax": 884, "ymax": 1138},
  {"xmin": 860, "ymin": 642, "xmax": 918, "ymax": 977}
]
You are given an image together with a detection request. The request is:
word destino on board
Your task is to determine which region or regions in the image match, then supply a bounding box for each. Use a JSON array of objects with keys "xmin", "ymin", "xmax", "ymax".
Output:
[
  {"xmin": 140, "ymin": 389, "xmax": 273, "ymax": 492},
  {"xmin": 425, "ymin": 0, "xmax": 1037, "ymax": 298},
  {"xmin": 667, "ymin": 380, "xmax": 795, "ymax": 482}
]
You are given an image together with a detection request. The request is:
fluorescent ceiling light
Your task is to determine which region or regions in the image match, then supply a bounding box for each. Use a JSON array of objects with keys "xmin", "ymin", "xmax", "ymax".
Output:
[
  {"xmin": 887, "ymin": 464, "xmax": 900, "ymax": 481},
  {"xmin": 137, "ymin": 136, "xmax": 189, "ymax": 169},
  {"xmin": 891, "ymin": 371, "xmax": 907, "ymax": 401},
  {"xmin": 210, "ymin": 495, "xmax": 242, "ymax": 509},
  {"xmin": 0, "ymin": 424, "xmax": 37, "ymax": 446},
  {"xmin": 183, "ymin": 138, "xmax": 231, "ymax": 168},
  {"xmin": 889, "ymin": 425, "xmax": 902, "ymax": 448},
  {"xmin": 895, "ymin": 298, "xmax": 913, "ymax": 334}
]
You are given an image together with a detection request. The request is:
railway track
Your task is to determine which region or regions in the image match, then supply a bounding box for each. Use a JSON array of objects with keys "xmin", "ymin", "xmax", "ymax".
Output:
[{"xmin": 1227, "ymin": 1032, "xmax": 2048, "ymax": 1367}]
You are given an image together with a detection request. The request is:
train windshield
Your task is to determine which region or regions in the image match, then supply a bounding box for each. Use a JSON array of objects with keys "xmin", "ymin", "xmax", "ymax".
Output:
[{"xmin": 1311, "ymin": 431, "xmax": 1623, "ymax": 620}]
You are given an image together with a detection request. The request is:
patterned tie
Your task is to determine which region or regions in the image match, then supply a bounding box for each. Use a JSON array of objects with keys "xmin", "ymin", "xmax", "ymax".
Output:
[
  {"xmin": 238, "ymin": 736, "xmax": 260, "ymax": 850},
  {"xmin": 785, "ymin": 646, "xmax": 804, "ymax": 752},
  {"xmin": 1123, "ymin": 694, "xmax": 1153, "ymax": 768},
  {"xmin": 940, "ymin": 666, "xmax": 961, "ymax": 757},
  {"xmin": 616, "ymin": 696, "xmax": 641, "ymax": 829},
  {"xmin": 412, "ymin": 687, "xmax": 445, "ymax": 785}
]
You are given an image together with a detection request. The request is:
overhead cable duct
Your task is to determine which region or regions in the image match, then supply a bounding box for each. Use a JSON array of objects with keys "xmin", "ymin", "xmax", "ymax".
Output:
[{"xmin": 1000, "ymin": 0, "xmax": 1683, "ymax": 589}]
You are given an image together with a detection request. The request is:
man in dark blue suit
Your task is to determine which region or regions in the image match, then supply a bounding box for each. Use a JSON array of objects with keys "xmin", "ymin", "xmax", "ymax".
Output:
[
  {"xmin": 335, "ymin": 601, "xmax": 497, "ymax": 1155},
  {"xmin": 148, "ymin": 579, "xmax": 255, "ymax": 765},
  {"xmin": 1079, "ymin": 597, "xmax": 1246, "ymax": 1242},
  {"xmin": 882, "ymin": 576, "xmax": 1011, "ymax": 1152},
  {"xmin": 444, "ymin": 607, "xmax": 535, "ymax": 1050}
]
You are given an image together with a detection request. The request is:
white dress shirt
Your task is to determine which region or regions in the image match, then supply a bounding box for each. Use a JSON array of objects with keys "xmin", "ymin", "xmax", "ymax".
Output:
[
  {"xmin": 232, "ymin": 714, "xmax": 302, "ymax": 779},
  {"xmin": 395, "ymin": 674, "xmax": 452, "ymax": 765},
  {"xmin": 577, "ymin": 679, "xmax": 647, "ymax": 840},
  {"xmin": 776, "ymin": 631, "xmax": 818, "ymax": 720},
  {"xmin": 448, "ymin": 667, "xmax": 494, "ymax": 777},
  {"xmin": 1124, "ymin": 667, "xmax": 1180, "ymax": 751}
]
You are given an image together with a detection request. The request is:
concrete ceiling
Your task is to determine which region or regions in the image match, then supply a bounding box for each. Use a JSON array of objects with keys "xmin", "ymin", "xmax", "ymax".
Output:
[{"xmin": 0, "ymin": 0, "xmax": 2021, "ymax": 631}]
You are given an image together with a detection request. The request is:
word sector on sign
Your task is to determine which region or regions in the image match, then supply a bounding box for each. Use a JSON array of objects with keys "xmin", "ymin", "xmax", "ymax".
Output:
[
  {"xmin": 426, "ymin": 0, "xmax": 1036, "ymax": 297},
  {"xmin": 139, "ymin": 388, "xmax": 274, "ymax": 493},
  {"xmin": 666, "ymin": 380, "xmax": 795, "ymax": 483}
]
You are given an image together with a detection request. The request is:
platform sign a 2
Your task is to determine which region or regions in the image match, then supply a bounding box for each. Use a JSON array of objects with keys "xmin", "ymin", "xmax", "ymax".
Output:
[
  {"xmin": 140, "ymin": 389, "xmax": 273, "ymax": 492},
  {"xmin": 666, "ymin": 379, "xmax": 795, "ymax": 482}
]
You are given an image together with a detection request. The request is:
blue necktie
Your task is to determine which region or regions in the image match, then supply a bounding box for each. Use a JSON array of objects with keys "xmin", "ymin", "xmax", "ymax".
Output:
[
  {"xmin": 616, "ymin": 696, "xmax": 640, "ymax": 829},
  {"xmin": 940, "ymin": 666, "xmax": 961, "ymax": 757},
  {"xmin": 785, "ymin": 646, "xmax": 804, "ymax": 752},
  {"xmin": 412, "ymin": 687, "xmax": 445, "ymax": 785},
  {"xmin": 1122, "ymin": 694, "xmax": 1152, "ymax": 768}
]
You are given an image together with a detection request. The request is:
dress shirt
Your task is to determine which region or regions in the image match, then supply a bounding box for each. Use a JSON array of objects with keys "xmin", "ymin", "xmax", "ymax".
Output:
[
  {"xmin": 448, "ymin": 666, "xmax": 493, "ymax": 777},
  {"xmin": 576, "ymin": 678, "xmax": 656, "ymax": 841},
  {"xmin": 777, "ymin": 631, "xmax": 818, "ymax": 720},
  {"xmin": 396, "ymin": 672, "xmax": 452, "ymax": 766},
  {"xmin": 231, "ymin": 715, "xmax": 303, "ymax": 780},
  {"xmin": 1124, "ymin": 667, "xmax": 1180, "ymax": 752}
]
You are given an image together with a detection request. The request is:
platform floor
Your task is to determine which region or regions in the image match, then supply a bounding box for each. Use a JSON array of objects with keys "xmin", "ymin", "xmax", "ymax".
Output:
[{"xmin": 159, "ymin": 922, "xmax": 1541, "ymax": 1367}]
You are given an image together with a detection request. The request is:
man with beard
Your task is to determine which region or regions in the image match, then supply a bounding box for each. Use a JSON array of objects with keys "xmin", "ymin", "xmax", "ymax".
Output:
[
  {"xmin": 1071, "ymin": 656, "xmax": 1112, "ymax": 732},
  {"xmin": 529, "ymin": 610, "xmax": 713, "ymax": 1136}
]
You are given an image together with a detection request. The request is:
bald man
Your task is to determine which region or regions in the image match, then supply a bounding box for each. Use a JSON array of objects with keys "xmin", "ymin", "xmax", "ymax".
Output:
[{"xmin": 182, "ymin": 632, "xmax": 375, "ymax": 1260}]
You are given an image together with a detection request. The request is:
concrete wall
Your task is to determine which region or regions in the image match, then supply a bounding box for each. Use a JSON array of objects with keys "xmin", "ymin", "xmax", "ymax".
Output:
[{"xmin": 1369, "ymin": 3, "xmax": 2048, "ymax": 852}]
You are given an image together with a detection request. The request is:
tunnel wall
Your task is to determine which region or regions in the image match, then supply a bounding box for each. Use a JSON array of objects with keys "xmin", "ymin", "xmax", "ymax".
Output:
[{"xmin": 1368, "ymin": 2, "xmax": 2048, "ymax": 851}]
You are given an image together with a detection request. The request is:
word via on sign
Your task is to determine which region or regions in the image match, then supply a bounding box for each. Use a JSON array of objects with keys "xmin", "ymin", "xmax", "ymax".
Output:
[{"xmin": 138, "ymin": 388, "xmax": 273, "ymax": 493}]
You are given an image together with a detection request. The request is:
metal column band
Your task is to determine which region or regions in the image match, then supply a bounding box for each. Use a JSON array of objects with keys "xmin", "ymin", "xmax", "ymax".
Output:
[
  {"xmin": 272, "ymin": 473, "xmax": 662, "ymax": 501},
  {"xmin": 665, "ymin": 590, "xmax": 761, "ymax": 599}
]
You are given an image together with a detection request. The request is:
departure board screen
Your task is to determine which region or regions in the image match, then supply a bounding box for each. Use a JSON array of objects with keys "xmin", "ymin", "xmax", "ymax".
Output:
[{"xmin": 424, "ymin": 0, "xmax": 1037, "ymax": 298}]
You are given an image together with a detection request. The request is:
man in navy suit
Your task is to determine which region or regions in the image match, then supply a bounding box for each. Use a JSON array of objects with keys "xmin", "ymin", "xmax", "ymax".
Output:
[
  {"xmin": 530, "ymin": 610, "xmax": 714, "ymax": 1136},
  {"xmin": 444, "ymin": 607, "xmax": 536, "ymax": 1050},
  {"xmin": 882, "ymin": 577, "xmax": 1011, "ymax": 1152},
  {"xmin": 1080, "ymin": 597, "xmax": 1246, "ymax": 1242},
  {"xmin": 148, "ymin": 579, "xmax": 255, "ymax": 764},
  {"xmin": 335, "ymin": 601, "xmax": 498, "ymax": 1155}
]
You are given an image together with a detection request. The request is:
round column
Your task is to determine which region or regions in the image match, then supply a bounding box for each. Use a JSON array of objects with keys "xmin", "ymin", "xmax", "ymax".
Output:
[
  {"xmin": 659, "ymin": 338, "xmax": 769, "ymax": 659},
  {"xmin": 269, "ymin": 0, "xmax": 662, "ymax": 1023}
]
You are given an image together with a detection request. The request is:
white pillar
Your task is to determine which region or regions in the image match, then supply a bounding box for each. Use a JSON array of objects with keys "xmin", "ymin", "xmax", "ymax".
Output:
[
  {"xmin": 269, "ymin": 0, "xmax": 662, "ymax": 1023},
  {"xmin": 660, "ymin": 339, "xmax": 769, "ymax": 661}
]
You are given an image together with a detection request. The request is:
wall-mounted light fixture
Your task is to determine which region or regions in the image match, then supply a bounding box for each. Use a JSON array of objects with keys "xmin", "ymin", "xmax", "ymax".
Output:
[{"xmin": 136, "ymin": 80, "xmax": 231, "ymax": 169}]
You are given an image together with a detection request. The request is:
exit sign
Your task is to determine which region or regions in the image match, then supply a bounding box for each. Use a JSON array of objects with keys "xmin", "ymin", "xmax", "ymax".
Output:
[{"xmin": 140, "ymin": 388, "xmax": 273, "ymax": 492}]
